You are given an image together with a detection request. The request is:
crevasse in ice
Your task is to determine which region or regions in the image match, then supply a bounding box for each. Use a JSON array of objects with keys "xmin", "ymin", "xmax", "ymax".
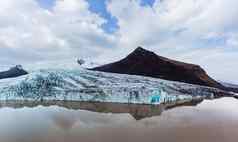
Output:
[{"xmin": 0, "ymin": 68, "xmax": 213, "ymax": 104}]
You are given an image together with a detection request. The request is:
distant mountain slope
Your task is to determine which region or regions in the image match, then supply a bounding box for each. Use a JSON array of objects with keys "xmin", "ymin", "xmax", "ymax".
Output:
[
  {"xmin": 0, "ymin": 65, "xmax": 28, "ymax": 79},
  {"xmin": 220, "ymin": 81, "xmax": 238, "ymax": 89},
  {"xmin": 92, "ymin": 47, "xmax": 226, "ymax": 91},
  {"xmin": 220, "ymin": 81, "xmax": 238, "ymax": 93}
]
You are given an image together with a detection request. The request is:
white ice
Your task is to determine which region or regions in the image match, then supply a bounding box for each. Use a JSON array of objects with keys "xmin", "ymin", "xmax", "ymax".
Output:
[{"xmin": 0, "ymin": 68, "xmax": 215, "ymax": 105}]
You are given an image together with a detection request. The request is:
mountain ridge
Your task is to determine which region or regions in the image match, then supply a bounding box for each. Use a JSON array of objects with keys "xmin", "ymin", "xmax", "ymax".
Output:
[
  {"xmin": 0, "ymin": 65, "xmax": 28, "ymax": 79},
  {"xmin": 92, "ymin": 47, "xmax": 231, "ymax": 92}
]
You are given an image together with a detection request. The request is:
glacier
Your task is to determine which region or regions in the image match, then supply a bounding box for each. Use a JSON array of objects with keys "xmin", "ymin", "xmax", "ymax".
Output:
[{"xmin": 0, "ymin": 68, "xmax": 218, "ymax": 105}]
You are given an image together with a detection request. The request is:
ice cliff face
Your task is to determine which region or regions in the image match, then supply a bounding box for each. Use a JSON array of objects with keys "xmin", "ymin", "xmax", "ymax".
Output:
[{"xmin": 0, "ymin": 68, "xmax": 216, "ymax": 105}]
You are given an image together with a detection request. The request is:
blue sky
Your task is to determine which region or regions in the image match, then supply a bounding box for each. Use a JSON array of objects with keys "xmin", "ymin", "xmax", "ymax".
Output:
[
  {"xmin": 37, "ymin": 0, "xmax": 155, "ymax": 33},
  {"xmin": 37, "ymin": 0, "xmax": 56, "ymax": 9},
  {"xmin": 86, "ymin": 0, "xmax": 118, "ymax": 33}
]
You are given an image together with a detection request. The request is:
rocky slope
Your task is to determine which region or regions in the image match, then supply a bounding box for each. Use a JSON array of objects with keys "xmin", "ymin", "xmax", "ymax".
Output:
[
  {"xmin": 92, "ymin": 47, "xmax": 228, "ymax": 91},
  {"xmin": 0, "ymin": 65, "xmax": 28, "ymax": 79},
  {"xmin": 220, "ymin": 81, "xmax": 238, "ymax": 93}
]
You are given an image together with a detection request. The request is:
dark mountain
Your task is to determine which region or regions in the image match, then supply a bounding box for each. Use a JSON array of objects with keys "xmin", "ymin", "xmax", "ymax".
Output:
[
  {"xmin": 220, "ymin": 81, "xmax": 238, "ymax": 93},
  {"xmin": 92, "ymin": 47, "xmax": 228, "ymax": 91},
  {"xmin": 0, "ymin": 65, "xmax": 28, "ymax": 79},
  {"xmin": 220, "ymin": 81, "xmax": 238, "ymax": 89}
]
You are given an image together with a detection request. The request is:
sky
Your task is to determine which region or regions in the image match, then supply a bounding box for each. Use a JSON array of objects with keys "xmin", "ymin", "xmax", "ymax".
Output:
[{"xmin": 0, "ymin": 0, "xmax": 238, "ymax": 83}]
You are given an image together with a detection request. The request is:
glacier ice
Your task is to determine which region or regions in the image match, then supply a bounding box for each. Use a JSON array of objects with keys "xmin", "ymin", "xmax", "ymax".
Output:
[{"xmin": 0, "ymin": 68, "xmax": 215, "ymax": 105}]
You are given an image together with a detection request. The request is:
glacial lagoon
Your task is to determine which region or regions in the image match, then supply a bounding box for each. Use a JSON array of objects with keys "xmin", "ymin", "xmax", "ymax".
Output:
[{"xmin": 0, "ymin": 97, "xmax": 237, "ymax": 142}]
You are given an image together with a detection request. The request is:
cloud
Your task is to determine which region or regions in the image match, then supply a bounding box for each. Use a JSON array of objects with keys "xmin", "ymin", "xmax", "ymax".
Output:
[
  {"xmin": 0, "ymin": 0, "xmax": 116, "ymax": 65},
  {"xmin": 106, "ymin": 0, "xmax": 238, "ymax": 83},
  {"xmin": 107, "ymin": 0, "xmax": 238, "ymax": 47},
  {"xmin": 0, "ymin": 0, "xmax": 238, "ymax": 83}
]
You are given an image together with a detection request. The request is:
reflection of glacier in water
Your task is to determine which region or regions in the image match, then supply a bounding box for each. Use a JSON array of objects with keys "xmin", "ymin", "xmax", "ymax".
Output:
[
  {"xmin": 0, "ymin": 98, "xmax": 237, "ymax": 142},
  {"xmin": 0, "ymin": 99, "xmax": 204, "ymax": 120},
  {"xmin": 0, "ymin": 68, "xmax": 216, "ymax": 105}
]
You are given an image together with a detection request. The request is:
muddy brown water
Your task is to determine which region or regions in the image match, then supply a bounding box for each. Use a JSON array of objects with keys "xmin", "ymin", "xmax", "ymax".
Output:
[{"xmin": 0, "ymin": 97, "xmax": 237, "ymax": 142}]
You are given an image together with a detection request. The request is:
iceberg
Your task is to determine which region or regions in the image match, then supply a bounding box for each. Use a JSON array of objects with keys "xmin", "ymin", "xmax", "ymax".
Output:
[{"xmin": 0, "ymin": 68, "xmax": 216, "ymax": 105}]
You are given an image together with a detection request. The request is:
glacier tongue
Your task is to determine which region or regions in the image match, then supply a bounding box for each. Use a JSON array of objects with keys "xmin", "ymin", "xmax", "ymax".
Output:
[{"xmin": 0, "ymin": 68, "xmax": 214, "ymax": 105}]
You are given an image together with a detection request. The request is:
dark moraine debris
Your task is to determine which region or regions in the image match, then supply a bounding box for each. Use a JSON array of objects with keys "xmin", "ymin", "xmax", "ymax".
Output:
[
  {"xmin": 0, "ymin": 65, "xmax": 28, "ymax": 79},
  {"xmin": 92, "ymin": 47, "xmax": 232, "ymax": 92}
]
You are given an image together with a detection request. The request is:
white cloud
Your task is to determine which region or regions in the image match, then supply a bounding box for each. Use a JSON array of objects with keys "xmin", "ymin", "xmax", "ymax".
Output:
[
  {"xmin": 107, "ymin": 0, "xmax": 238, "ymax": 83},
  {"xmin": 0, "ymin": 0, "xmax": 238, "ymax": 83},
  {"xmin": 0, "ymin": 0, "xmax": 116, "ymax": 66}
]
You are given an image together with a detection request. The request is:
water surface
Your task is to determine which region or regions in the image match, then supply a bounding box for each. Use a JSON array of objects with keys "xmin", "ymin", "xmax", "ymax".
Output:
[{"xmin": 0, "ymin": 97, "xmax": 237, "ymax": 142}]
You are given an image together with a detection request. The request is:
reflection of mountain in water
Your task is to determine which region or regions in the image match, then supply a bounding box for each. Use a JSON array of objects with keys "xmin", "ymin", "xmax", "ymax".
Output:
[{"xmin": 0, "ymin": 100, "xmax": 204, "ymax": 120}]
